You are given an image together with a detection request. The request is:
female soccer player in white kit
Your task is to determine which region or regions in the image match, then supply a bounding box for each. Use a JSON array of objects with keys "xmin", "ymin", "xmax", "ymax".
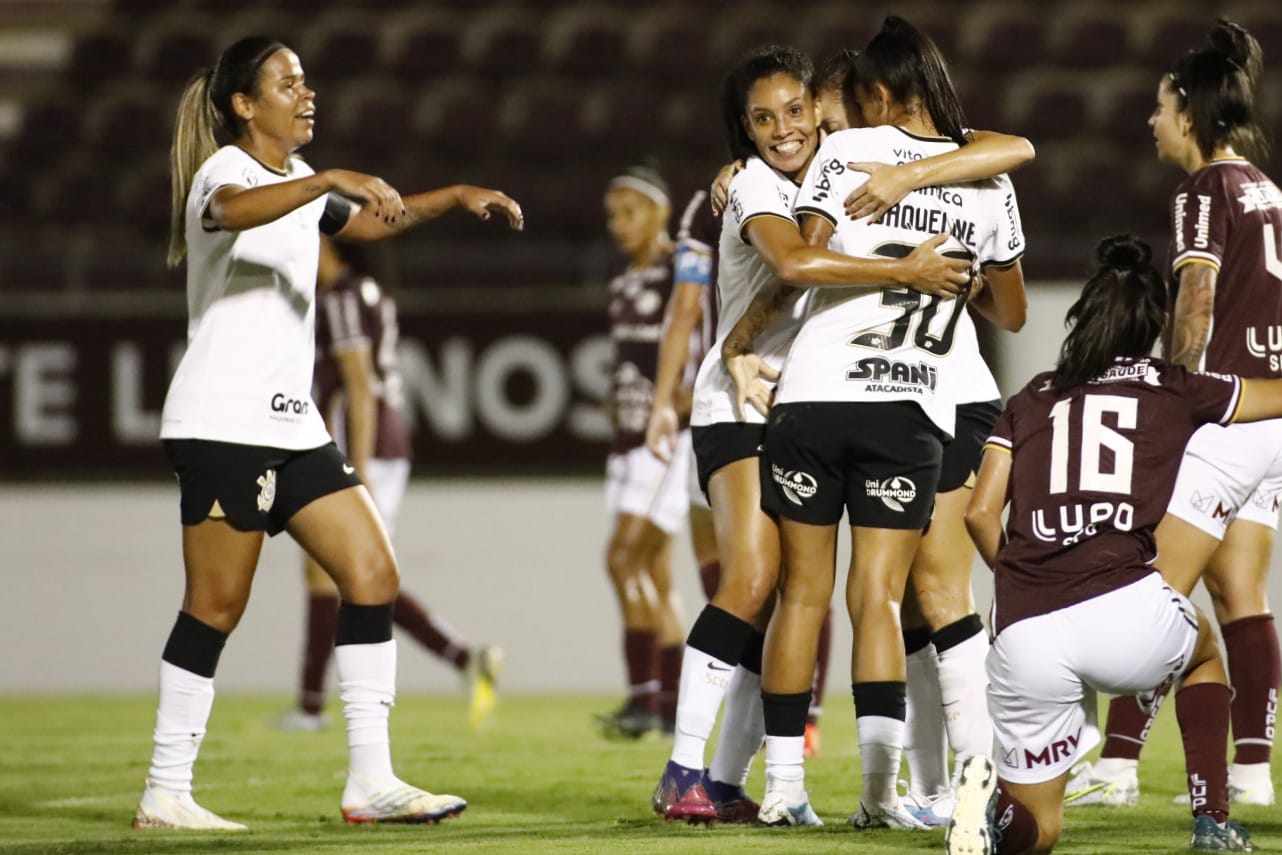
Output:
[
  {"xmin": 133, "ymin": 36, "xmax": 522, "ymax": 830},
  {"xmin": 722, "ymin": 17, "xmax": 1025, "ymax": 829}
]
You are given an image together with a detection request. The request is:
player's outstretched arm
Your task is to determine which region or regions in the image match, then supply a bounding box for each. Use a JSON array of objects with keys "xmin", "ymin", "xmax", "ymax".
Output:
[
  {"xmin": 964, "ymin": 446, "xmax": 1011, "ymax": 569},
  {"xmin": 206, "ymin": 169, "xmax": 404, "ymax": 232},
  {"xmin": 339, "ymin": 184, "xmax": 523, "ymax": 242},
  {"xmin": 843, "ymin": 131, "xmax": 1035, "ymax": 221}
]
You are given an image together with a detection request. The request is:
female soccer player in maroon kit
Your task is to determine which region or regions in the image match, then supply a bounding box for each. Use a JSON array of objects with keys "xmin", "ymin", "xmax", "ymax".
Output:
[
  {"xmin": 1069, "ymin": 19, "xmax": 1281, "ymax": 810},
  {"xmin": 951, "ymin": 235, "xmax": 1272, "ymax": 854}
]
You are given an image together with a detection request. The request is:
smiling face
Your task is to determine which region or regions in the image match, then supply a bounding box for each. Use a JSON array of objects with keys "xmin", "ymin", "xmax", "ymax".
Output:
[
  {"xmin": 232, "ymin": 48, "xmax": 316, "ymax": 156},
  {"xmin": 1149, "ymin": 76, "xmax": 1198, "ymax": 172},
  {"xmin": 741, "ymin": 72, "xmax": 819, "ymax": 179}
]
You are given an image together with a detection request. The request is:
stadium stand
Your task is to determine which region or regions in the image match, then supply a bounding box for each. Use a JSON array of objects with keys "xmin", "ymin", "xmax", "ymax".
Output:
[{"xmin": 1, "ymin": 0, "xmax": 1280, "ymax": 292}]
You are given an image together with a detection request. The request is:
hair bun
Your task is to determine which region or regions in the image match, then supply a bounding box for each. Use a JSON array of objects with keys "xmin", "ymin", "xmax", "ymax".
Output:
[
  {"xmin": 1096, "ymin": 234, "xmax": 1152, "ymax": 270},
  {"xmin": 1208, "ymin": 19, "xmax": 1262, "ymax": 79}
]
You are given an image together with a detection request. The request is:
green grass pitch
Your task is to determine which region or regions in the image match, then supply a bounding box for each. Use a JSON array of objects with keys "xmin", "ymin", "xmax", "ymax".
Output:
[{"xmin": 0, "ymin": 694, "xmax": 1277, "ymax": 854}]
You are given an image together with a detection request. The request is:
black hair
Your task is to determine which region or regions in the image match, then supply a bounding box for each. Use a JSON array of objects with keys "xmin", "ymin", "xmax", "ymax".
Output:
[
  {"xmin": 1052, "ymin": 234, "xmax": 1168, "ymax": 391},
  {"xmin": 852, "ymin": 16, "xmax": 969, "ymax": 146},
  {"xmin": 817, "ymin": 48, "xmax": 858, "ymax": 95},
  {"xmin": 719, "ymin": 45, "xmax": 815, "ymax": 161},
  {"xmin": 1168, "ymin": 19, "xmax": 1268, "ymax": 163}
]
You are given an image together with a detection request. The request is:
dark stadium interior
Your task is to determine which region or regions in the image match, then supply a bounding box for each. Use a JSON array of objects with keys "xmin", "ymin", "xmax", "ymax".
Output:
[{"xmin": 3, "ymin": 0, "xmax": 1281, "ymax": 295}]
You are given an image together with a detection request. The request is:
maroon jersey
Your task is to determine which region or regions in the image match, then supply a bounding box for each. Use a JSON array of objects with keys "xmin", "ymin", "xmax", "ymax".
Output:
[
  {"xmin": 1169, "ymin": 159, "xmax": 1282, "ymax": 377},
  {"xmin": 609, "ymin": 245, "xmax": 675, "ymax": 454},
  {"xmin": 988, "ymin": 358, "xmax": 1241, "ymax": 634},
  {"xmin": 314, "ymin": 268, "xmax": 412, "ymax": 461}
]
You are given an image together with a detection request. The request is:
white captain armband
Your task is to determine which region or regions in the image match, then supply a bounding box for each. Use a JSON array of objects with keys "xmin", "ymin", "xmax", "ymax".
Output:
[{"xmin": 320, "ymin": 193, "xmax": 354, "ymax": 235}]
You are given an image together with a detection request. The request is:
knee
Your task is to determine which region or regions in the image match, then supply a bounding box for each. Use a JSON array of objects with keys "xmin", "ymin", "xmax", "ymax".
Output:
[
  {"xmin": 606, "ymin": 543, "xmax": 638, "ymax": 584},
  {"xmin": 185, "ymin": 591, "xmax": 249, "ymax": 633}
]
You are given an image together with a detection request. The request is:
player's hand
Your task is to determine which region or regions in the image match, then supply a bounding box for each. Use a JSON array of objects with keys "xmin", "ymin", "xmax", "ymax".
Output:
[
  {"xmin": 725, "ymin": 353, "xmax": 780, "ymax": 421},
  {"xmin": 843, "ymin": 161, "xmax": 914, "ymax": 222},
  {"xmin": 459, "ymin": 186, "xmax": 524, "ymax": 230},
  {"xmin": 645, "ymin": 403, "xmax": 680, "ymax": 462},
  {"xmin": 709, "ymin": 160, "xmax": 747, "ymax": 216},
  {"xmin": 325, "ymin": 169, "xmax": 406, "ymax": 224},
  {"xmin": 900, "ymin": 233, "xmax": 971, "ymax": 297}
]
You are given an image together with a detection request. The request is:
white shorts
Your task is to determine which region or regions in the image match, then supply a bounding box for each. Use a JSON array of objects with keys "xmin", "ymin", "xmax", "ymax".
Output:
[
  {"xmin": 988, "ymin": 573, "xmax": 1198, "ymax": 784},
  {"xmin": 683, "ymin": 430, "xmax": 710, "ymax": 511},
  {"xmin": 365, "ymin": 458, "xmax": 410, "ymax": 536},
  {"xmin": 606, "ymin": 441, "xmax": 692, "ymax": 534},
  {"xmin": 1167, "ymin": 420, "xmax": 1282, "ymax": 537}
]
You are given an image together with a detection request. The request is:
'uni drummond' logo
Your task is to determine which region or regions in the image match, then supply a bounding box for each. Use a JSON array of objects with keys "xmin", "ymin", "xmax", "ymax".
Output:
[
  {"xmin": 771, "ymin": 464, "xmax": 817, "ymax": 506},
  {"xmin": 866, "ymin": 476, "xmax": 917, "ymax": 512}
]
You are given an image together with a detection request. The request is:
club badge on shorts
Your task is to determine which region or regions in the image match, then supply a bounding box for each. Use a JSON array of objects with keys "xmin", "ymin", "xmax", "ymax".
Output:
[{"xmin": 256, "ymin": 469, "xmax": 277, "ymax": 513}]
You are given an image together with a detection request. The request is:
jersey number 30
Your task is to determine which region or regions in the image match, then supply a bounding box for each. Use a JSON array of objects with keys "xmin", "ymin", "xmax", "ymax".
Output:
[{"xmin": 1048, "ymin": 394, "xmax": 1137, "ymax": 495}]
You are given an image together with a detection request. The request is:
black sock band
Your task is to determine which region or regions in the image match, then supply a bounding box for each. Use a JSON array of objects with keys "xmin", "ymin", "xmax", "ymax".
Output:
[
  {"xmin": 762, "ymin": 690, "xmax": 811, "ymax": 737},
  {"xmin": 161, "ymin": 611, "xmax": 228, "ymax": 678},
  {"xmin": 738, "ymin": 630, "xmax": 766, "ymax": 675},
  {"xmin": 686, "ymin": 604, "xmax": 752, "ymax": 665},
  {"xmin": 903, "ymin": 626, "xmax": 932, "ymax": 655},
  {"xmin": 932, "ymin": 613, "xmax": 985, "ymax": 654},
  {"xmin": 852, "ymin": 680, "xmax": 907, "ymax": 721},
  {"xmin": 335, "ymin": 601, "xmax": 394, "ymax": 646}
]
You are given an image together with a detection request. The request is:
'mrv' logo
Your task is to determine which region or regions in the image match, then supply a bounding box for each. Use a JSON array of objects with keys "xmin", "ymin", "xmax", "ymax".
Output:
[{"xmin": 1023, "ymin": 728, "xmax": 1081, "ymax": 769}]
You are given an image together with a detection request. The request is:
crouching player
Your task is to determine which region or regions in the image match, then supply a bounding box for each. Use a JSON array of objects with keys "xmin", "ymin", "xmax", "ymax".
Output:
[{"xmin": 950, "ymin": 236, "xmax": 1262, "ymax": 854}]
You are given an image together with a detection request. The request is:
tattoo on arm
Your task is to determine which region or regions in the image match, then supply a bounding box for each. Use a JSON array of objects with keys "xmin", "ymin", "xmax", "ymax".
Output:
[
  {"xmin": 1168, "ymin": 265, "xmax": 1216, "ymax": 370},
  {"xmin": 723, "ymin": 282, "xmax": 801, "ymax": 358}
]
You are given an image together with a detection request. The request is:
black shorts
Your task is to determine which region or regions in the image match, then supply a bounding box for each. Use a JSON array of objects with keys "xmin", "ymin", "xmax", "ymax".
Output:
[
  {"xmin": 938, "ymin": 399, "xmax": 1002, "ymax": 492},
  {"xmin": 692, "ymin": 422, "xmax": 765, "ymax": 497},
  {"xmin": 164, "ymin": 439, "xmax": 361, "ymax": 536},
  {"xmin": 761, "ymin": 401, "xmax": 944, "ymax": 528}
]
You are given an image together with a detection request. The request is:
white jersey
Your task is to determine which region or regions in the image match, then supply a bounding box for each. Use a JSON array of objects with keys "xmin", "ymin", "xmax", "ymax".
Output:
[
  {"xmin": 692, "ymin": 157, "xmax": 810, "ymax": 426},
  {"xmin": 161, "ymin": 145, "xmax": 332, "ymax": 449},
  {"xmin": 779, "ymin": 126, "xmax": 1025, "ymax": 434}
]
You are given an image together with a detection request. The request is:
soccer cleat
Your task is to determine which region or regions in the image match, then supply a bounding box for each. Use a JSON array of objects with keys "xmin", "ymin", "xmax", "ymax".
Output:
[
  {"xmin": 848, "ymin": 797, "xmax": 930, "ymax": 830},
  {"xmin": 652, "ymin": 761, "xmax": 718, "ymax": 824},
  {"xmin": 1189, "ymin": 814, "xmax": 1253, "ymax": 851},
  {"xmin": 803, "ymin": 722, "xmax": 821, "ymax": 758},
  {"xmin": 758, "ymin": 776, "xmax": 823, "ymax": 827},
  {"xmin": 467, "ymin": 645, "xmax": 503, "ymax": 730},
  {"xmin": 340, "ymin": 778, "xmax": 467, "ymax": 824},
  {"xmin": 594, "ymin": 703, "xmax": 663, "ymax": 740},
  {"xmin": 133, "ymin": 784, "xmax": 247, "ymax": 831},
  {"xmin": 946, "ymin": 755, "xmax": 999, "ymax": 855},
  {"xmin": 276, "ymin": 708, "xmax": 329, "ymax": 732},
  {"xmin": 704, "ymin": 776, "xmax": 760, "ymax": 824},
  {"xmin": 1064, "ymin": 761, "xmax": 1140, "ymax": 807},
  {"xmin": 903, "ymin": 788, "xmax": 957, "ymax": 828}
]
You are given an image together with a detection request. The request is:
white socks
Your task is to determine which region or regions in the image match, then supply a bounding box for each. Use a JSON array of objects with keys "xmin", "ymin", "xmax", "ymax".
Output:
[
  {"xmin": 146, "ymin": 662, "xmax": 215, "ymax": 793},
  {"xmin": 905, "ymin": 642, "xmax": 949, "ymax": 795},
  {"xmin": 336, "ymin": 639, "xmax": 397, "ymax": 784},
  {"xmin": 858, "ymin": 715, "xmax": 905, "ymax": 806},
  {"xmin": 708, "ymin": 666, "xmax": 765, "ymax": 787},
  {"xmin": 936, "ymin": 631, "xmax": 993, "ymax": 767},
  {"xmin": 764, "ymin": 734, "xmax": 806, "ymax": 790},
  {"xmin": 670, "ymin": 645, "xmax": 734, "ymax": 769}
]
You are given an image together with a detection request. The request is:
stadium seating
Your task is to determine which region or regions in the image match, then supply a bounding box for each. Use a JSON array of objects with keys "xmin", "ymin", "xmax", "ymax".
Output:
[{"xmin": 1, "ymin": 0, "xmax": 1280, "ymax": 291}]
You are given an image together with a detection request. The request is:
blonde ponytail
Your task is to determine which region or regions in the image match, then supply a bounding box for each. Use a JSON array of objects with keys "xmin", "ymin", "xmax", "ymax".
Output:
[{"xmin": 167, "ymin": 68, "xmax": 220, "ymax": 268}]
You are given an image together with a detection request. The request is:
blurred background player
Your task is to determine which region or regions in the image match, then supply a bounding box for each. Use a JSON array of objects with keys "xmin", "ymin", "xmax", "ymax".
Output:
[
  {"xmin": 280, "ymin": 235, "xmax": 502, "ymax": 734},
  {"xmin": 137, "ymin": 36, "xmax": 523, "ymax": 830},
  {"xmin": 1067, "ymin": 19, "xmax": 1281, "ymax": 810},
  {"xmin": 954, "ymin": 234, "xmax": 1260, "ymax": 855},
  {"xmin": 597, "ymin": 164, "xmax": 688, "ymax": 738}
]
